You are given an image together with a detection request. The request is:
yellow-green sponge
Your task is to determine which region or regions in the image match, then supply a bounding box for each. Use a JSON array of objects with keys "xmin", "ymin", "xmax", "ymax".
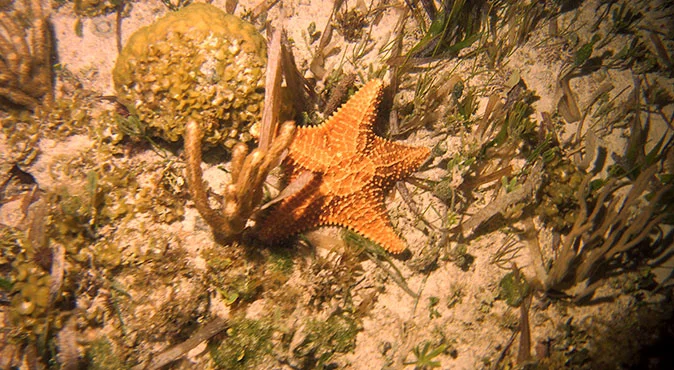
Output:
[{"xmin": 113, "ymin": 3, "xmax": 267, "ymax": 148}]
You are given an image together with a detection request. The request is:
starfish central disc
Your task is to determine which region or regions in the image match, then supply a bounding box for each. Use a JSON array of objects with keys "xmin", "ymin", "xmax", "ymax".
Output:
[
  {"xmin": 323, "ymin": 155, "xmax": 375, "ymax": 196},
  {"xmin": 258, "ymin": 79, "xmax": 429, "ymax": 253}
]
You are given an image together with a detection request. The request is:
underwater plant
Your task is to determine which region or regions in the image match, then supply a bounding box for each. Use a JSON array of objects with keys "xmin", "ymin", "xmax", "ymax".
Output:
[
  {"xmin": 292, "ymin": 313, "xmax": 360, "ymax": 369},
  {"xmin": 535, "ymin": 164, "xmax": 671, "ymax": 301},
  {"xmin": 404, "ymin": 340, "xmax": 448, "ymax": 370},
  {"xmin": 209, "ymin": 317, "xmax": 273, "ymax": 370},
  {"xmin": 405, "ymin": 0, "xmax": 487, "ymax": 60}
]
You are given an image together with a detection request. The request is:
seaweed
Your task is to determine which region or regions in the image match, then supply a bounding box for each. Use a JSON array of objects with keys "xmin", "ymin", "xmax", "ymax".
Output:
[
  {"xmin": 405, "ymin": 0, "xmax": 487, "ymax": 61},
  {"xmin": 86, "ymin": 337, "xmax": 129, "ymax": 370},
  {"xmin": 403, "ymin": 340, "xmax": 448, "ymax": 370},
  {"xmin": 531, "ymin": 164, "xmax": 671, "ymax": 301},
  {"xmin": 209, "ymin": 317, "xmax": 274, "ymax": 370},
  {"xmin": 292, "ymin": 312, "xmax": 360, "ymax": 369}
]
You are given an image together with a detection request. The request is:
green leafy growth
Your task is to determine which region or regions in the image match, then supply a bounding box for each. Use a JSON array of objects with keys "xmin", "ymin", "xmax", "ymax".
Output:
[
  {"xmin": 74, "ymin": 0, "xmax": 128, "ymax": 17},
  {"xmin": 219, "ymin": 274, "xmax": 261, "ymax": 306},
  {"xmin": 495, "ymin": 95, "xmax": 538, "ymax": 148},
  {"xmin": 610, "ymin": 2, "xmax": 642, "ymax": 34},
  {"xmin": 457, "ymin": 89, "xmax": 478, "ymax": 122},
  {"xmin": 115, "ymin": 107, "xmax": 165, "ymax": 155},
  {"xmin": 209, "ymin": 318, "xmax": 273, "ymax": 370},
  {"xmin": 574, "ymin": 33, "xmax": 601, "ymax": 67},
  {"xmin": 85, "ymin": 338, "xmax": 128, "ymax": 370},
  {"xmin": 406, "ymin": 0, "xmax": 485, "ymax": 62},
  {"xmin": 294, "ymin": 313, "xmax": 360, "ymax": 368},
  {"xmin": 498, "ymin": 271, "xmax": 530, "ymax": 307},
  {"xmin": 404, "ymin": 340, "xmax": 448, "ymax": 369},
  {"xmin": 446, "ymin": 243, "xmax": 474, "ymax": 271},
  {"xmin": 536, "ymin": 155, "xmax": 584, "ymax": 231},
  {"xmin": 428, "ymin": 296, "xmax": 441, "ymax": 319},
  {"xmin": 0, "ymin": 276, "xmax": 12, "ymax": 291},
  {"xmin": 342, "ymin": 228, "xmax": 383, "ymax": 255},
  {"xmin": 161, "ymin": 0, "xmax": 192, "ymax": 11},
  {"xmin": 608, "ymin": 104, "xmax": 672, "ymax": 182},
  {"xmin": 267, "ymin": 248, "xmax": 294, "ymax": 275}
]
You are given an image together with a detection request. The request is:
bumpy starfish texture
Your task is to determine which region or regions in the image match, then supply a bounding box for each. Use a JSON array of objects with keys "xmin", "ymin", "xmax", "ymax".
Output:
[{"xmin": 258, "ymin": 79, "xmax": 430, "ymax": 253}]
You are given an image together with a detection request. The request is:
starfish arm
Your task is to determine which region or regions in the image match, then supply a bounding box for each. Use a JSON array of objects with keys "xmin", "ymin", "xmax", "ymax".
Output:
[
  {"xmin": 257, "ymin": 176, "xmax": 327, "ymax": 242},
  {"xmin": 322, "ymin": 189, "xmax": 408, "ymax": 254},
  {"xmin": 287, "ymin": 80, "xmax": 384, "ymax": 171},
  {"xmin": 371, "ymin": 137, "xmax": 430, "ymax": 186},
  {"xmin": 286, "ymin": 126, "xmax": 331, "ymax": 173},
  {"xmin": 328, "ymin": 79, "xmax": 384, "ymax": 153}
]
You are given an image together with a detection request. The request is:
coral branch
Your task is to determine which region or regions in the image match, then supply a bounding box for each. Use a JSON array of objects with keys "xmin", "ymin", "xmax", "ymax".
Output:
[
  {"xmin": 184, "ymin": 120, "xmax": 230, "ymax": 236},
  {"xmin": 185, "ymin": 120, "xmax": 296, "ymax": 240}
]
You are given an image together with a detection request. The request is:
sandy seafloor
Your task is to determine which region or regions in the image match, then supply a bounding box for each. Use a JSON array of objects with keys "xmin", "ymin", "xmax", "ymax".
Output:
[{"xmin": 1, "ymin": 0, "xmax": 674, "ymax": 369}]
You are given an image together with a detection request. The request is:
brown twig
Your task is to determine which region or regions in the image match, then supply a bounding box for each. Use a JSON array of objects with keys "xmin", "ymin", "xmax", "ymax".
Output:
[
  {"xmin": 457, "ymin": 162, "xmax": 543, "ymax": 238},
  {"xmin": 517, "ymin": 292, "xmax": 532, "ymax": 364},
  {"xmin": 397, "ymin": 181, "xmax": 435, "ymax": 231},
  {"xmin": 134, "ymin": 317, "xmax": 229, "ymax": 370},
  {"xmin": 251, "ymin": 0, "xmax": 280, "ymax": 22},
  {"xmin": 259, "ymin": 27, "xmax": 283, "ymax": 151}
]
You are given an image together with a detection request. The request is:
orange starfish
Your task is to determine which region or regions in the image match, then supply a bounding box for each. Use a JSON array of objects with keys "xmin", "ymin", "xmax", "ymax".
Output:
[{"xmin": 258, "ymin": 79, "xmax": 429, "ymax": 253}]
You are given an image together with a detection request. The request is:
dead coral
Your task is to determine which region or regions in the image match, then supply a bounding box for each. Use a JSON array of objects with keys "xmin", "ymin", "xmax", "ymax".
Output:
[
  {"xmin": 185, "ymin": 27, "xmax": 300, "ymax": 240},
  {"xmin": 184, "ymin": 119, "xmax": 296, "ymax": 240},
  {"xmin": 0, "ymin": 0, "xmax": 53, "ymax": 110}
]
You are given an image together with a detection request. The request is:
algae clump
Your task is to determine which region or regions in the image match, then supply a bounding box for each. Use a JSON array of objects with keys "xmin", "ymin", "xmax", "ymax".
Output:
[
  {"xmin": 112, "ymin": 3, "xmax": 266, "ymax": 148},
  {"xmin": 499, "ymin": 271, "xmax": 530, "ymax": 307},
  {"xmin": 209, "ymin": 318, "xmax": 273, "ymax": 370}
]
